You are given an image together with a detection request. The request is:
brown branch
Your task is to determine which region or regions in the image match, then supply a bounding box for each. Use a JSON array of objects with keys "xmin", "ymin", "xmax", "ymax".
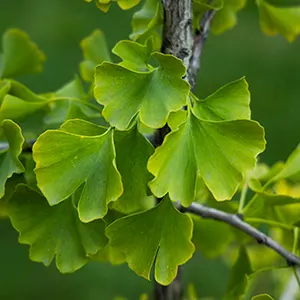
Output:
[
  {"xmin": 188, "ymin": 7, "xmax": 217, "ymax": 88},
  {"xmin": 161, "ymin": 0, "xmax": 194, "ymax": 78},
  {"xmin": 181, "ymin": 202, "xmax": 300, "ymax": 266},
  {"xmin": 154, "ymin": 1, "xmax": 217, "ymax": 299}
]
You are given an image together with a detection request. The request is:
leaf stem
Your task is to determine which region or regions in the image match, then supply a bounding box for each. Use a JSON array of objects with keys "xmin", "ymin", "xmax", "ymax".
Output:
[
  {"xmin": 238, "ymin": 180, "xmax": 248, "ymax": 214},
  {"xmin": 245, "ymin": 218, "xmax": 294, "ymax": 231},
  {"xmin": 292, "ymin": 228, "xmax": 300, "ymax": 288}
]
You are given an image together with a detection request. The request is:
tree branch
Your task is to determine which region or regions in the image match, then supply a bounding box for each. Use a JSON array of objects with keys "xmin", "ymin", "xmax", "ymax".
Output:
[
  {"xmin": 161, "ymin": 0, "xmax": 194, "ymax": 79},
  {"xmin": 188, "ymin": 7, "xmax": 217, "ymax": 88},
  {"xmin": 181, "ymin": 202, "xmax": 300, "ymax": 266}
]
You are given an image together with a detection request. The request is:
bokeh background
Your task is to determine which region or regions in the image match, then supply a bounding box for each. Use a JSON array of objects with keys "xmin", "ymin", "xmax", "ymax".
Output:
[{"xmin": 0, "ymin": 0, "xmax": 300, "ymax": 299}]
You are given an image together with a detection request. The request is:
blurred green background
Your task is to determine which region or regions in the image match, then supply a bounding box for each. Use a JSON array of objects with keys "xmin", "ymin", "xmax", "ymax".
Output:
[{"xmin": 0, "ymin": 0, "xmax": 300, "ymax": 299}]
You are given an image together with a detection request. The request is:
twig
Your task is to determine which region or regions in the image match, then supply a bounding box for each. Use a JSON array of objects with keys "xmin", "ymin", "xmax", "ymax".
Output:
[
  {"xmin": 181, "ymin": 202, "xmax": 300, "ymax": 266},
  {"xmin": 188, "ymin": 7, "xmax": 217, "ymax": 88}
]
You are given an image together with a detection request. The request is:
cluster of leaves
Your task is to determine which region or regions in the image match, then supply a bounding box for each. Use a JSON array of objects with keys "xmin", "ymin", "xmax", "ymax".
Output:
[
  {"xmin": 1, "ymin": 0, "xmax": 300, "ymax": 298},
  {"xmin": 85, "ymin": 0, "xmax": 300, "ymax": 42}
]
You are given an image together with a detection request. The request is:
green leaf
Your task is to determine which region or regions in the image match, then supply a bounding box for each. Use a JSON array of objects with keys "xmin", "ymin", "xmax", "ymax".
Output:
[
  {"xmin": 91, "ymin": 209, "xmax": 126, "ymax": 264},
  {"xmin": 0, "ymin": 120, "xmax": 25, "ymax": 197},
  {"xmin": 211, "ymin": 0, "xmax": 246, "ymax": 35},
  {"xmin": 44, "ymin": 77, "xmax": 104, "ymax": 127},
  {"xmin": 8, "ymin": 184, "xmax": 108, "ymax": 273},
  {"xmin": 0, "ymin": 28, "xmax": 45, "ymax": 78},
  {"xmin": 94, "ymin": 53, "xmax": 190, "ymax": 130},
  {"xmin": 252, "ymin": 295, "xmax": 274, "ymax": 300},
  {"xmin": 193, "ymin": 77, "xmax": 251, "ymax": 121},
  {"xmin": 167, "ymin": 110, "xmax": 188, "ymax": 131},
  {"xmin": 224, "ymin": 247, "xmax": 252, "ymax": 299},
  {"xmin": 257, "ymin": 0, "xmax": 300, "ymax": 42},
  {"xmin": 105, "ymin": 197, "xmax": 195, "ymax": 285},
  {"xmin": 0, "ymin": 80, "xmax": 11, "ymax": 104},
  {"xmin": 85, "ymin": 0, "xmax": 140, "ymax": 12},
  {"xmin": 244, "ymin": 189, "xmax": 300, "ymax": 218},
  {"xmin": 113, "ymin": 126, "xmax": 155, "ymax": 213},
  {"xmin": 22, "ymin": 153, "xmax": 38, "ymax": 189},
  {"xmin": 0, "ymin": 174, "xmax": 24, "ymax": 218},
  {"xmin": 79, "ymin": 29, "xmax": 111, "ymax": 82},
  {"xmin": 193, "ymin": 0, "xmax": 223, "ymax": 30},
  {"xmin": 130, "ymin": 0, "xmax": 163, "ymax": 49},
  {"xmin": 193, "ymin": 0, "xmax": 223, "ymax": 10},
  {"xmin": 271, "ymin": 146, "xmax": 300, "ymax": 183},
  {"xmin": 1, "ymin": 79, "xmax": 45, "ymax": 102},
  {"xmin": 0, "ymin": 94, "xmax": 49, "ymax": 140},
  {"xmin": 192, "ymin": 216, "xmax": 233, "ymax": 258},
  {"xmin": 187, "ymin": 283, "xmax": 199, "ymax": 300},
  {"xmin": 33, "ymin": 123, "xmax": 123, "ymax": 222},
  {"xmin": 112, "ymin": 39, "xmax": 152, "ymax": 72},
  {"xmin": 148, "ymin": 111, "xmax": 265, "ymax": 205},
  {"xmin": 60, "ymin": 119, "xmax": 155, "ymax": 213}
]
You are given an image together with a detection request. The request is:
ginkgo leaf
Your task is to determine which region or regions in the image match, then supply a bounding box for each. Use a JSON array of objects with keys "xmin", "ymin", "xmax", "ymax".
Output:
[
  {"xmin": 1, "ymin": 79, "xmax": 45, "ymax": 102},
  {"xmin": 192, "ymin": 216, "xmax": 233, "ymax": 258},
  {"xmin": 79, "ymin": 29, "xmax": 111, "ymax": 82},
  {"xmin": 33, "ymin": 125, "xmax": 123, "ymax": 222},
  {"xmin": 113, "ymin": 127, "xmax": 154, "ymax": 213},
  {"xmin": 252, "ymin": 295, "xmax": 274, "ymax": 300},
  {"xmin": 193, "ymin": 77, "xmax": 251, "ymax": 121},
  {"xmin": 193, "ymin": 0, "xmax": 223, "ymax": 10},
  {"xmin": 244, "ymin": 186, "xmax": 300, "ymax": 218},
  {"xmin": 257, "ymin": 0, "xmax": 300, "ymax": 42},
  {"xmin": 0, "ymin": 28, "xmax": 45, "ymax": 78},
  {"xmin": 130, "ymin": 0, "xmax": 163, "ymax": 49},
  {"xmin": 105, "ymin": 197, "xmax": 195, "ymax": 285},
  {"xmin": 0, "ymin": 80, "xmax": 51, "ymax": 139},
  {"xmin": 0, "ymin": 174, "xmax": 24, "ymax": 218},
  {"xmin": 112, "ymin": 39, "xmax": 153, "ymax": 72},
  {"xmin": 224, "ymin": 247, "xmax": 252, "ymax": 299},
  {"xmin": 8, "ymin": 184, "xmax": 108, "ymax": 273},
  {"xmin": 85, "ymin": 0, "xmax": 140, "ymax": 12},
  {"xmin": 44, "ymin": 77, "xmax": 104, "ymax": 127},
  {"xmin": 0, "ymin": 80, "xmax": 11, "ymax": 103},
  {"xmin": 0, "ymin": 78, "xmax": 104, "ymax": 139},
  {"xmin": 167, "ymin": 110, "xmax": 187, "ymax": 131},
  {"xmin": 60, "ymin": 119, "xmax": 155, "ymax": 213},
  {"xmin": 91, "ymin": 209, "xmax": 126, "ymax": 264},
  {"xmin": 0, "ymin": 119, "xmax": 25, "ymax": 197},
  {"xmin": 211, "ymin": 0, "xmax": 246, "ymax": 34},
  {"xmin": 148, "ymin": 111, "xmax": 265, "ymax": 205},
  {"xmin": 0, "ymin": 94, "xmax": 48, "ymax": 122},
  {"xmin": 271, "ymin": 146, "xmax": 300, "ymax": 183},
  {"xmin": 94, "ymin": 52, "xmax": 190, "ymax": 130}
]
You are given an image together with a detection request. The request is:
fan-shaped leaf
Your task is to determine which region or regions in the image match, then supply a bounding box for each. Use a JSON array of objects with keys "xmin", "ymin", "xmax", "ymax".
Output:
[
  {"xmin": 79, "ymin": 29, "xmax": 111, "ymax": 82},
  {"xmin": 105, "ymin": 197, "xmax": 195, "ymax": 285},
  {"xmin": 130, "ymin": 0, "xmax": 163, "ymax": 49},
  {"xmin": 60, "ymin": 119, "xmax": 155, "ymax": 213},
  {"xmin": 112, "ymin": 39, "xmax": 153, "ymax": 72},
  {"xmin": 0, "ymin": 28, "xmax": 45, "ymax": 78},
  {"xmin": 252, "ymin": 294, "xmax": 274, "ymax": 300},
  {"xmin": 224, "ymin": 247, "xmax": 252, "ymax": 299},
  {"xmin": 8, "ymin": 184, "xmax": 108, "ymax": 273},
  {"xmin": 0, "ymin": 119, "xmax": 25, "ymax": 197},
  {"xmin": 192, "ymin": 216, "xmax": 234, "ymax": 258},
  {"xmin": 193, "ymin": 77, "xmax": 250, "ymax": 121},
  {"xmin": 211, "ymin": 0, "xmax": 246, "ymax": 34},
  {"xmin": 33, "ymin": 124, "xmax": 123, "ymax": 222},
  {"xmin": 257, "ymin": 0, "xmax": 300, "ymax": 42},
  {"xmin": 94, "ymin": 52, "xmax": 189, "ymax": 130},
  {"xmin": 148, "ymin": 111, "xmax": 265, "ymax": 205},
  {"xmin": 85, "ymin": 0, "xmax": 140, "ymax": 12}
]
